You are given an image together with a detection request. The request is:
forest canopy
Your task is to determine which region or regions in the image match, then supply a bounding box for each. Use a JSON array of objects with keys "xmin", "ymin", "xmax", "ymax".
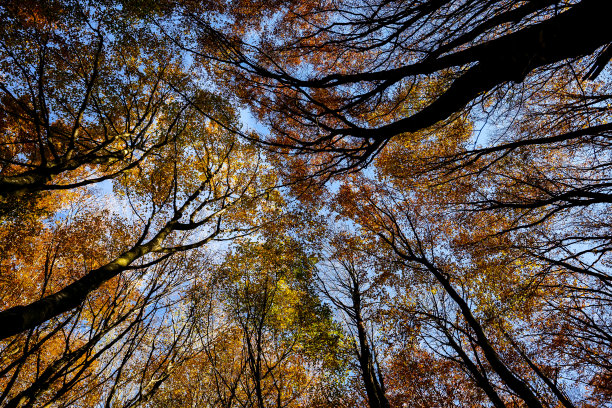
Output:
[{"xmin": 0, "ymin": 0, "xmax": 610, "ymax": 407}]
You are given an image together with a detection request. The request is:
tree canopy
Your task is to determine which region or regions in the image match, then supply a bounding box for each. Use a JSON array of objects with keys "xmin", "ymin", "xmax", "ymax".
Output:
[{"xmin": 1, "ymin": 1, "xmax": 611, "ymax": 407}]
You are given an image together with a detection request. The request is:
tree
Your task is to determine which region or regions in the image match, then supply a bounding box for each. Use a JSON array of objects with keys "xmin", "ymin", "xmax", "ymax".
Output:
[
  {"xmin": 208, "ymin": 0, "xmax": 612, "ymax": 172},
  {"xmin": 0, "ymin": 1, "xmax": 182, "ymax": 203},
  {"xmin": 0, "ymin": 203, "xmax": 205, "ymax": 407},
  {"xmin": 317, "ymin": 233, "xmax": 391, "ymax": 408},
  {"xmin": 0, "ymin": 102, "xmax": 274, "ymax": 338},
  {"xmin": 331, "ymin": 152, "xmax": 607, "ymax": 405},
  {"xmin": 154, "ymin": 236, "xmax": 349, "ymax": 408}
]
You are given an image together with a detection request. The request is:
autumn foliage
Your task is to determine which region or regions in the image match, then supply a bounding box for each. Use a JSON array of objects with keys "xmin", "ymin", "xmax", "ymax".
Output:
[{"xmin": 1, "ymin": 1, "xmax": 611, "ymax": 407}]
